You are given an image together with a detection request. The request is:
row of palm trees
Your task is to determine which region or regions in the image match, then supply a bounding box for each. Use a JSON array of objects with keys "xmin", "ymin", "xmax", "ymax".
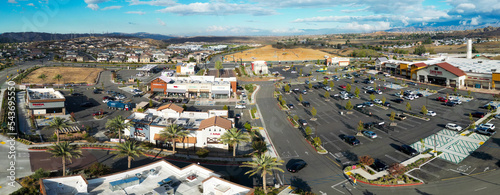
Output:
[{"xmin": 38, "ymin": 73, "xmax": 63, "ymax": 83}]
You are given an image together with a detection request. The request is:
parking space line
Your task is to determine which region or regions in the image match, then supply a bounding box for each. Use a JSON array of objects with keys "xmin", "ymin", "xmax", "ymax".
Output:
[
  {"xmin": 321, "ymin": 134, "xmax": 341, "ymax": 150},
  {"xmin": 384, "ymin": 154, "xmax": 402, "ymax": 163}
]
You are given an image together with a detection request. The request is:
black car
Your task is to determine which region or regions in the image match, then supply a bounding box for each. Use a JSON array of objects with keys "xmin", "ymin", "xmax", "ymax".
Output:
[
  {"xmin": 445, "ymin": 101, "xmax": 457, "ymax": 107},
  {"xmin": 133, "ymin": 93, "xmax": 142, "ymax": 98},
  {"xmin": 370, "ymin": 159, "xmax": 389, "ymax": 172},
  {"xmin": 416, "ymin": 93, "xmax": 424, "ymax": 97},
  {"xmin": 235, "ymin": 114, "xmax": 241, "ymax": 119},
  {"xmin": 287, "ymin": 159, "xmax": 307, "ymax": 173},
  {"xmin": 342, "ymin": 135, "xmax": 360, "ymax": 146},
  {"xmin": 471, "ymin": 112, "xmax": 485, "ymax": 118},
  {"xmin": 93, "ymin": 89, "xmax": 101, "ymax": 94},
  {"xmin": 383, "ymin": 102, "xmax": 391, "ymax": 107},
  {"xmin": 302, "ymin": 101, "xmax": 310, "ymax": 107},
  {"xmin": 80, "ymin": 102, "xmax": 93, "ymax": 107},
  {"xmin": 480, "ymin": 104, "xmax": 497, "ymax": 110},
  {"xmin": 298, "ymin": 119, "xmax": 308, "ymax": 126},
  {"xmin": 400, "ymin": 145, "xmax": 419, "ymax": 156},
  {"xmin": 175, "ymin": 99, "xmax": 182, "ymax": 103},
  {"xmin": 312, "ymin": 85, "xmax": 320, "ymax": 89},
  {"xmin": 287, "ymin": 104, "xmax": 294, "ymax": 109},
  {"xmin": 393, "ymin": 98, "xmax": 404, "ymax": 103}
]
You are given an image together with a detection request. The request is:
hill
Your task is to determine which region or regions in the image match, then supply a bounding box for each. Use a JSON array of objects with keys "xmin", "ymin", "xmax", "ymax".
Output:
[{"xmin": 0, "ymin": 32, "xmax": 175, "ymax": 43}]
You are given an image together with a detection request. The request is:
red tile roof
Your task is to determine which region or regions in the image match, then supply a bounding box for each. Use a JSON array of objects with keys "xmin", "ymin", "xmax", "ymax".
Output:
[
  {"xmin": 413, "ymin": 62, "xmax": 427, "ymax": 68},
  {"xmin": 157, "ymin": 103, "xmax": 184, "ymax": 113},
  {"xmin": 435, "ymin": 62, "xmax": 466, "ymax": 77},
  {"xmin": 199, "ymin": 116, "xmax": 232, "ymax": 130}
]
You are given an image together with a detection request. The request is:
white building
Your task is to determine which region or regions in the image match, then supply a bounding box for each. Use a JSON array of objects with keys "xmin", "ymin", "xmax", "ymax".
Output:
[
  {"xmin": 176, "ymin": 62, "xmax": 196, "ymax": 75},
  {"xmin": 150, "ymin": 75, "xmax": 237, "ymax": 99},
  {"xmin": 26, "ymin": 88, "xmax": 66, "ymax": 116},
  {"xmin": 123, "ymin": 104, "xmax": 233, "ymax": 149},
  {"xmin": 127, "ymin": 55, "xmax": 139, "ymax": 63},
  {"xmin": 326, "ymin": 57, "xmax": 350, "ymax": 66},
  {"xmin": 251, "ymin": 61, "xmax": 268, "ymax": 75},
  {"xmin": 41, "ymin": 160, "xmax": 253, "ymax": 195}
]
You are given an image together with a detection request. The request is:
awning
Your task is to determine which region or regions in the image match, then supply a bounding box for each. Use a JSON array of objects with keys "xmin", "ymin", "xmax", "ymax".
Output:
[
  {"xmin": 212, "ymin": 90, "xmax": 229, "ymax": 95},
  {"xmin": 166, "ymin": 88, "xmax": 186, "ymax": 93},
  {"xmin": 188, "ymin": 89, "xmax": 198, "ymax": 92},
  {"xmin": 152, "ymin": 88, "xmax": 164, "ymax": 92},
  {"xmin": 199, "ymin": 89, "xmax": 210, "ymax": 92}
]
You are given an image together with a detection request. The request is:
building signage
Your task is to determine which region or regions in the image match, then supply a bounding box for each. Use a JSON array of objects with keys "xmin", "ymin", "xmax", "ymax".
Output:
[
  {"xmin": 430, "ymin": 70, "xmax": 442, "ymax": 75},
  {"xmin": 134, "ymin": 132, "xmax": 146, "ymax": 137},
  {"xmin": 152, "ymin": 83, "xmax": 165, "ymax": 86},
  {"xmin": 137, "ymin": 128, "xmax": 143, "ymax": 131},
  {"xmin": 210, "ymin": 133, "xmax": 221, "ymax": 136},
  {"xmin": 173, "ymin": 85, "xmax": 178, "ymax": 88},
  {"xmin": 32, "ymin": 103, "xmax": 45, "ymax": 106}
]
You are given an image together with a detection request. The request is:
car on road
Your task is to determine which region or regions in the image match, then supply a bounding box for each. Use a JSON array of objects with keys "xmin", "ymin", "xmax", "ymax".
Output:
[
  {"xmin": 445, "ymin": 123, "xmax": 462, "ymax": 131},
  {"xmin": 471, "ymin": 112, "xmax": 485, "ymax": 118},
  {"xmin": 427, "ymin": 111, "xmax": 436, "ymax": 116},
  {"xmin": 370, "ymin": 159, "xmax": 389, "ymax": 172},
  {"xmin": 393, "ymin": 98, "xmax": 404, "ymax": 103},
  {"xmin": 302, "ymin": 101, "xmax": 310, "ymax": 107},
  {"xmin": 287, "ymin": 104, "xmax": 294, "ymax": 109},
  {"xmin": 298, "ymin": 119, "xmax": 308, "ymax": 126},
  {"xmin": 373, "ymin": 99, "xmax": 382, "ymax": 104},
  {"xmin": 287, "ymin": 159, "xmax": 307, "ymax": 173},
  {"xmin": 476, "ymin": 127, "xmax": 496, "ymax": 136},
  {"xmin": 395, "ymin": 114, "xmax": 407, "ymax": 120},
  {"xmin": 364, "ymin": 102, "xmax": 374, "ymax": 107},
  {"xmin": 400, "ymin": 145, "xmax": 419, "ymax": 156},
  {"xmin": 437, "ymin": 97, "xmax": 448, "ymax": 102},
  {"xmin": 363, "ymin": 130, "xmax": 377, "ymax": 138},
  {"xmin": 93, "ymin": 89, "xmax": 102, "ymax": 94},
  {"xmin": 340, "ymin": 85, "xmax": 347, "ymax": 89},
  {"xmin": 235, "ymin": 104, "xmax": 246, "ymax": 109},
  {"xmin": 341, "ymin": 135, "xmax": 360, "ymax": 146},
  {"xmin": 80, "ymin": 102, "xmax": 93, "ymax": 107},
  {"xmin": 235, "ymin": 114, "xmax": 241, "ymax": 119},
  {"xmin": 478, "ymin": 123, "xmax": 495, "ymax": 130},
  {"xmin": 407, "ymin": 82, "xmax": 417, "ymax": 86}
]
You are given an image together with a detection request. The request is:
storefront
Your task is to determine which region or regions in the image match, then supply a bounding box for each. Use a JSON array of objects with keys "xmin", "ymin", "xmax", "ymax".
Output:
[
  {"xmin": 465, "ymin": 73, "xmax": 492, "ymax": 89},
  {"xmin": 416, "ymin": 62, "xmax": 466, "ymax": 88},
  {"xmin": 211, "ymin": 86, "xmax": 230, "ymax": 99},
  {"xmin": 166, "ymin": 84, "xmax": 187, "ymax": 97},
  {"xmin": 26, "ymin": 88, "xmax": 66, "ymax": 116}
]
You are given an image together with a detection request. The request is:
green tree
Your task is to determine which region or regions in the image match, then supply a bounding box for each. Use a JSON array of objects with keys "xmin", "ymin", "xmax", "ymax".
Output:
[
  {"xmin": 136, "ymin": 79, "xmax": 140, "ymax": 88},
  {"xmin": 244, "ymin": 122, "xmax": 252, "ymax": 131},
  {"xmin": 223, "ymin": 105, "xmax": 228, "ymax": 110},
  {"xmin": 357, "ymin": 120, "xmax": 364, "ymax": 133},
  {"xmin": 215, "ymin": 61, "xmax": 224, "ymax": 77},
  {"xmin": 70, "ymin": 88, "xmax": 73, "ymax": 94},
  {"xmin": 406, "ymin": 102, "xmax": 412, "ymax": 111},
  {"xmin": 284, "ymin": 85, "xmax": 290, "ymax": 92},
  {"xmin": 149, "ymin": 99, "xmax": 153, "ymax": 107},
  {"xmin": 299, "ymin": 94, "xmax": 303, "ymax": 102},
  {"xmin": 390, "ymin": 111, "xmax": 395, "ymax": 122},
  {"xmin": 112, "ymin": 140, "xmax": 145, "ymax": 169},
  {"xmin": 311, "ymin": 107, "xmax": 317, "ymax": 119},
  {"xmin": 453, "ymin": 87, "xmax": 458, "ymax": 94},
  {"xmin": 329, "ymin": 81, "xmax": 334, "ymax": 88},
  {"xmin": 382, "ymin": 96, "xmax": 386, "ymax": 104},
  {"xmin": 346, "ymin": 84, "xmax": 351, "ymax": 92},
  {"xmin": 308, "ymin": 82, "xmax": 313, "ymax": 90},
  {"xmin": 373, "ymin": 82, "xmax": 377, "ymax": 89},
  {"xmin": 241, "ymin": 154, "xmax": 284, "ymax": 194},
  {"xmin": 299, "ymin": 68, "xmax": 303, "ymax": 76},
  {"xmin": 305, "ymin": 126, "xmax": 312, "ymax": 137},
  {"xmin": 38, "ymin": 74, "xmax": 47, "ymax": 81},
  {"xmin": 346, "ymin": 100, "xmax": 353, "ymax": 110},
  {"xmin": 323, "ymin": 79, "xmax": 328, "ymax": 85},
  {"xmin": 324, "ymin": 91, "xmax": 330, "ymax": 99},
  {"xmin": 354, "ymin": 86, "xmax": 360, "ymax": 98},
  {"xmin": 220, "ymin": 128, "xmax": 251, "ymax": 157},
  {"xmin": 467, "ymin": 90, "xmax": 472, "ymax": 97},
  {"xmin": 414, "ymin": 45, "xmax": 426, "ymax": 55},
  {"xmin": 160, "ymin": 124, "xmax": 189, "ymax": 154},
  {"xmin": 369, "ymin": 94, "xmax": 376, "ymax": 101},
  {"xmin": 487, "ymin": 104, "xmax": 492, "ymax": 112},
  {"xmin": 47, "ymin": 142, "xmax": 82, "ymax": 176},
  {"xmin": 44, "ymin": 117, "xmax": 69, "ymax": 143},
  {"xmin": 420, "ymin": 139, "xmax": 425, "ymax": 151},
  {"xmin": 421, "ymin": 105, "xmax": 427, "ymax": 115},
  {"xmin": 53, "ymin": 74, "xmax": 63, "ymax": 84},
  {"xmin": 106, "ymin": 115, "xmax": 133, "ymax": 144}
]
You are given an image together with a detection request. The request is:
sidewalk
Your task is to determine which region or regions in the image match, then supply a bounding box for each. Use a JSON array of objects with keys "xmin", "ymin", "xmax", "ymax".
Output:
[{"xmin": 252, "ymin": 84, "xmax": 279, "ymax": 159}]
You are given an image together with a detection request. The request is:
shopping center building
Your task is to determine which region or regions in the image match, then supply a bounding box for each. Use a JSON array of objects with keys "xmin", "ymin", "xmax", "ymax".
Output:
[
  {"xmin": 150, "ymin": 75, "xmax": 237, "ymax": 99},
  {"xmin": 25, "ymin": 88, "xmax": 66, "ymax": 116}
]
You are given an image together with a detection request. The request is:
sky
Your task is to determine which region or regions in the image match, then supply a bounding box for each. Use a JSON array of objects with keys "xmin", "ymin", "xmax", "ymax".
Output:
[{"xmin": 1, "ymin": 0, "xmax": 500, "ymax": 36}]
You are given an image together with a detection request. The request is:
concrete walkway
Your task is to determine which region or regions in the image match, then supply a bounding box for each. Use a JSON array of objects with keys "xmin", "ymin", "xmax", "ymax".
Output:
[{"xmin": 252, "ymin": 84, "xmax": 280, "ymax": 159}]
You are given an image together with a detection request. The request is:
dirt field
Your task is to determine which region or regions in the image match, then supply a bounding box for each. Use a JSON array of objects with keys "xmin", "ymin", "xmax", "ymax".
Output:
[
  {"xmin": 22, "ymin": 67, "xmax": 103, "ymax": 84},
  {"xmin": 225, "ymin": 45, "xmax": 335, "ymax": 61}
]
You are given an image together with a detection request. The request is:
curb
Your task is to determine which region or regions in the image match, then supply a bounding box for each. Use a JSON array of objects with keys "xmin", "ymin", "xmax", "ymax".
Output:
[
  {"xmin": 347, "ymin": 175, "xmax": 424, "ymax": 187},
  {"xmin": 402, "ymin": 112, "xmax": 430, "ymax": 121}
]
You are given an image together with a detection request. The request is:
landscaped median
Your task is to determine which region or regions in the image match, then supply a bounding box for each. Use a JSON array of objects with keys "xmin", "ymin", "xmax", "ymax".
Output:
[
  {"xmin": 403, "ymin": 112, "xmax": 430, "ymax": 121},
  {"xmin": 342, "ymin": 153, "xmax": 438, "ymax": 186}
]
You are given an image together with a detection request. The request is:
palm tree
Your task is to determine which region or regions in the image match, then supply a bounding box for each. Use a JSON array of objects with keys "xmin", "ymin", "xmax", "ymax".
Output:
[
  {"xmin": 47, "ymin": 142, "xmax": 82, "ymax": 176},
  {"xmin": 44, "ymin": 117, "xmax": 69, "ymax": 143},
  {"xmin": 241, "ymin": 154, "xmax": 284, "ymax": 194},
  {"xmin": 220, "ymin": 128, "xmax": 250, "ymax": 157},
  {"xmin": 106, "ymin": 116, "xmax": 133, "ymax": 144},
  {"xmin": 160, "ymin": 124, "xmax": 188, "ymax": 154},
  {"xmin": 53, "ymin": 74, "xmax": 63, "ymax": 84},
  {"xmin": 38, "ymin": 74, "xmax": 47, "ymax": 81},
  {"xmin": 112, "ymin": 140, "xmax": 144, "ymax": 169}
]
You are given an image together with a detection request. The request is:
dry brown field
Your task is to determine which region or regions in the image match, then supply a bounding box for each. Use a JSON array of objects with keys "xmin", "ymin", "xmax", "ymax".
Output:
[
  {"xmin": 22, "ymin": 67, "xmax": 103, "ymax": 84},
  {"xmin": 225, "ymin": 45, "xmax": 335, "ymax": 61}
]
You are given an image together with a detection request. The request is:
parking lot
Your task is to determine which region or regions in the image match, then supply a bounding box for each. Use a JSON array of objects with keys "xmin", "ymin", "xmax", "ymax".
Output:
[{"xmin": 278, "ymin": 69, "xmax": 500, "ymax": 182}]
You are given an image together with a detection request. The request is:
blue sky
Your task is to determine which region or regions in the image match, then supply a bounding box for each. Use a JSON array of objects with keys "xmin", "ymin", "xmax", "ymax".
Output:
[{"xmin": 1, "ymin": 0, "xmax": 499, "ymax": 36}]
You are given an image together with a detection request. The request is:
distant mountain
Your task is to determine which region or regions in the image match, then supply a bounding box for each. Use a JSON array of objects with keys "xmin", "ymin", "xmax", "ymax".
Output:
[
  {"xmin": 387, "ymin": 22, "xmax": 500, "ymax": 33},
  {"xmin": 163, "ymin": 36, "xmax": 253, "ymax": 44},
  {"xmin": 0, "ymin": 32, "xmax": 176, "ymax": 43}
]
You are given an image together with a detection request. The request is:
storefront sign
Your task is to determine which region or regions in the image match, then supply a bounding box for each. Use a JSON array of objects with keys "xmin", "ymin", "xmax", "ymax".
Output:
[
  {"xmin": 430, "ymin": 70, "xmax": 442, "ymax": 75},
  {"xmin": 137, "ymin": 128, "xmax": 143, "ymax": 131},
  {"xmin": 152, "ymin": 83, "xmax": 165, "ymax": 86},
  {"xmin": 32, "ymin": 103, "xmax": 45, "ymax": 106},
  {"xmin": 210, "ymin": 133, "xmax": 221, "ymax": 135},
  {"xmin": 134, "ymin": 132, "xmax": 146, "ymax": 137}
]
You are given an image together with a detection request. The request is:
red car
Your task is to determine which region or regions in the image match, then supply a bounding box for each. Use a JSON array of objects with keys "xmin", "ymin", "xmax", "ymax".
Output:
[
  {"xmin": 92, "ymin": 111, "xmax": 104, "ymax": 116},
  {"xmin": 340, "ymin": 85, "xmax": 347, "ymax": 89},
  {"xmin": 323, "ymin": 76, "xmax": 329, "ymax": 80},
  {"xmin": 437, "ymin": 97, "xmax": 448, "ymax": 102}
]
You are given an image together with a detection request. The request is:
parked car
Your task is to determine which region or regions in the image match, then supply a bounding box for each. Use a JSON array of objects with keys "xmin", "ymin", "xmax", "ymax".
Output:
[
  {"xmin": 450, "ymin": 99, "xmax": 462, "ymax": 105},
  {"xmin": 340, "ymin": 85, "xmax": 347, "ymax": 89},
  {"xmin": 437, "ymin": 97, "xmax": 448, "ymax": 102},
  {"xmin": 404, "ymin": 96, "xmax": 414, "ymax": 100},
  {"xmin": 476, "ymin": 127, "xmax": 496, "ymax": 136},
  {"xmin": 427, "ymin": 111, "xmax": 436, "ymax": 116},
  {"xmin": 445, "ymin": 123, "xmax": 462, "ymax": 131},
  {"xmin": 287, "ymin": 159, "xmax": 307, "ymax": 173},
  {"xmin": 383, "ymin": 102, "xmax": 391, "ymax": 107},
  {"xmin": 71, "ymin": 93, "xmax": 83, "ymax": 96},
  {"xmin": 445, "ymin": 101, "xmax": 457, "ymax": 107},
  {"xmin": 471, "ymin": 112, "xmax": 485, "ymax": 118},
  {"xmin": 302, "ymin": 101, "xmax": 310, "ymax": 107},
  {"xmin": 364, "ymin": 102, "xmax": 374, "ymax": 107},
  {"xmin": 400, "ymin": 145, "xmax": 419, "ymax": 156},
  {"xmin": 393, "ymin": 93, "xmax": 403, "ymax": 97},
  {"xmin": 478, "ymin": 123, "xmax": 495, "ymax": 130},
  {"xmin": 323, "ymin": 86, "xmax": 332, "ymax": 91},
  {"xmin": 480, "ymin": 104, "xmax": 497, "ymax": 110},
  {"xmin": 93, "ymin": 89, "xmax": 102, "ymax": 94},
  {"xmin": 92, "ymin": 111, "xmax": 104, "ymax": 116},
  {"xmin": 416, "ymin": 93, "xmax": 424, "ymax": 97},
  {"xmin": 302, "ymin": 90, "xmax": 307, "ymax": 95},
  {"xmin": 373, "ymin": 99, "xmax": 382, "ymax": 104},
  {"xmin": 393, "ymin": 98, "xmax": 404, "ymax": 103},
  {"xmin": 235, "ymin": 104, "xmax": 246, "ymax": 109},
  {"xmin": 370, "ymin": 159, "xmax": 389, "ymax": 172},
  {"xmin": 363, "ymin": 130, "xmax": 377, "ymax": 138},
  {"xmin": 298, "ymin": 119, "xmax": 308, "ymax": 126},
  {"xmin": 355, "ymin": 104, "xmax": 366, "ymax": 108},
  {"xmin": 182, "ymin": 99, "xmax": 190, "ymax": 104},
  {"xmin": 395, "ymin": 114, "xmax": 407, "ymax": 120},
  {"xmin": 342, "ymin": 135, "xmax": 360, "ymax": 146}
]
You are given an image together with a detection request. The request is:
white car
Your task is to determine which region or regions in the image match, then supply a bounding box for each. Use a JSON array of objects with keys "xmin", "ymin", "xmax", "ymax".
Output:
[
  {"xmin": 291, "ymin": 71, "xmax": 297, "ymax": 73},
  {"xmin": 235, "ymin": 104, "xmax": 246, "ymax": 109},
  {"xmin": 404, "ymin": 96, "xmax": 414, "ymax": 100},
  {"xmin": 478, "ymin": 123, "xmax": 495, "ymax": 130},
  {"xmin": 427, "ymin": 111, "xmax": 436, "ymax": 116},
  {"xmin": 323, "ymin": 86, "xmax": 332, "ymax": 91},
  {"xmin": 373, "ymin": 99, "xmax": 382, "ymax": 104},
  {"xmin": 311, "ymin": 78, "xmax": 317, "ymax": 81},
  {"xmin": 394, "ymin": 93, "xmax": 403, "ymax": 97},
  {"xmin": 451, "ymin": 99, "xmax": 462, "ymax": 105},
  {"xmin": 445, "ymin": 123, "xmax": 462, "ymax": 131},
  {"xmin": 384, "ymin": 74, "xmax": 390, "ymax": 77}
]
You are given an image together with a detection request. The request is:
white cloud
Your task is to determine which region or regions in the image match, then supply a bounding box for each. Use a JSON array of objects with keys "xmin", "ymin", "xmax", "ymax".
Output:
[
  {"xmin": 341, "ymin": 7, "xmax": 369, "ymax": 13},
  {"xmin": 27, "ymin": 3, "xmax": 34, "ymax": 6},
  {"xmin": 128, "ymin": 0, "xmax": 177, "ymax": 6},
  {"xmin": 460, "ymin": 20, "xmax": 467, "ymax": 25},
  {"xmin": 126, "ymin": 11, "xmax": 146, "ymax": 15},
  {"xmin": 8, "ymin": 0, "xmax": 17, "ymax": 3},
  {"xmin": 157, "ymin": 2, "xmax": 276, "ymax": 16},
  {"xmin": 343, "ymin": 21, "xmax": 391, "ymax": 32},
  {"xmin": 293, "ymin": 15, "xmax": 392, "ymax": 23},
  {"xmin": 456, "ymin": 3, "xmax": 476, "ymax": 10},
  {"xmin": 84, "ymin": 0, "xmax": 109, "ymax": 11},
  {"xmin": 205, "ymin": 26, "xmax": 262, "ymax": 34},
  {"xmin": 271, "ymin": 28, "xmax": 304, "ymax": 34},
  {"xmin": 101, "ymin": 6, "xmax": 122, "ymax": 10},
  {"xmin": 470, "ymin": 15, "xmax": 481, "ymax": 25},
  {"xmin": 157, "ymin": 18, "xmax": 166, "ymax": 26}
]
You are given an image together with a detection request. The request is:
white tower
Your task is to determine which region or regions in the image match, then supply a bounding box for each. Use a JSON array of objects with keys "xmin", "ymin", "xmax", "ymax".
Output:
[{"xmin": 466, "ymin": 39, "xmax": 472, "ymax": 59}]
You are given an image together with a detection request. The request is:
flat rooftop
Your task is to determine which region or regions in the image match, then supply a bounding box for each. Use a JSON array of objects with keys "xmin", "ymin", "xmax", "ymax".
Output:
[
  {"xmin": 443, "ymin": 57, "xmax": 500, "ymax": 74},
  {"xmin": 27, "ymin": 88, "xmax": 65, "ymax": 101}
]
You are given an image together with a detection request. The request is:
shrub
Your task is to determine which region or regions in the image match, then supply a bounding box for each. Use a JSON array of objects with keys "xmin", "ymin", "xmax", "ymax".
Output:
[
  {"xmin": 85, "ymin": 136, "xmax": 97, "ymax": 143},
  {"xmin": 196, "ymin": 148, "xmax": 210, "ymax": 158}
]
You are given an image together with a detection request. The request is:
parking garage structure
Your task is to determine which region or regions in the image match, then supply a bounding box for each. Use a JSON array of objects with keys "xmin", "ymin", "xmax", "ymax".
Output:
[{"xmin": 25, "ymin": 88, "xmax": 66, "ymax": 116}]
